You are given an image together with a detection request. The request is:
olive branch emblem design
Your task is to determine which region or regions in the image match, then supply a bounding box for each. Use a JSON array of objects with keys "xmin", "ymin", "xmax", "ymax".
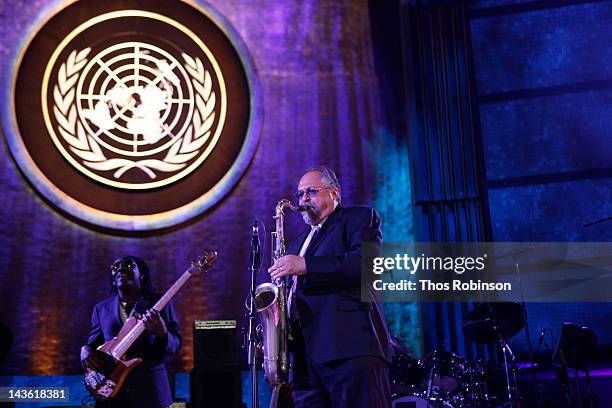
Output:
[{"xmin": 52, "ymin": 48, "xmax": 216, "ymax": 180}]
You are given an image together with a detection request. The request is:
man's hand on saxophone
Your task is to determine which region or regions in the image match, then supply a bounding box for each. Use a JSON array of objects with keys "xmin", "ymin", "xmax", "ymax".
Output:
[{"xmin": 268, "ymin": 255, "xmax": 306, "ymax": 280}]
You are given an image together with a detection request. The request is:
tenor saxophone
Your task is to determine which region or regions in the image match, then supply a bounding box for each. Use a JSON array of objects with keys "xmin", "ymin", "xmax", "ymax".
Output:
[{"xmin": 254, "ymin": 199, "xmax": 301, "ymax": 393}]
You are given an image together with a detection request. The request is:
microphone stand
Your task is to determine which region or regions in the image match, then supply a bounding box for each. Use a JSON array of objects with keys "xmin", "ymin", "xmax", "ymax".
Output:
[{"xmin": 247, "ymin": 221, "xmax": 261, "ymax": 408}]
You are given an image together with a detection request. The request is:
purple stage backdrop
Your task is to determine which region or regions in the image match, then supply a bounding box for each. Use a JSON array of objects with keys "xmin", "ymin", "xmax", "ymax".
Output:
[{"xmin": 0, "ymin": 0, "xmax": 415, "ymax": 374}]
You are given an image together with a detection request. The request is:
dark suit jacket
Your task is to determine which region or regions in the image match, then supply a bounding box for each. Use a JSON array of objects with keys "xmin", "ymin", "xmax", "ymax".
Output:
[
  {"xmin": 85, "ymin": 293, "xmax": 182, "ymax": 408},
  {"xmin": 288, "ymin": 205, "xmax": 391, "ymax": 364}
]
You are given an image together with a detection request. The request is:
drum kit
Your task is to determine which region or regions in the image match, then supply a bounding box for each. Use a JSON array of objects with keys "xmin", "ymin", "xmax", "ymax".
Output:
[{"xmin": 391, "ymin": 302, "xmax": 526, "ymax": 408}]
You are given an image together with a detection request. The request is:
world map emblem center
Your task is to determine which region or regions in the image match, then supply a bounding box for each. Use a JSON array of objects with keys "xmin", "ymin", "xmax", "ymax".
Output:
[{"xmin": 3, "ymin": 0, "xmax": 261, "ymax": 231}]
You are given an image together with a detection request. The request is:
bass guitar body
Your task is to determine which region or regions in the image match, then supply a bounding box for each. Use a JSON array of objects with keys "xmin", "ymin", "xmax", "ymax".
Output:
[{"xmin": 84, "ymin": 317, "xmax": 143, "ymax": 401}]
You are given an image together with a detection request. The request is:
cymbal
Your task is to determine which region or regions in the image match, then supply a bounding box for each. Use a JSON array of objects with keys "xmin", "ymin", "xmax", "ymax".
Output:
[{"xmin": 462, "ymin": 302, "xmax": 525, "ymax": 344}]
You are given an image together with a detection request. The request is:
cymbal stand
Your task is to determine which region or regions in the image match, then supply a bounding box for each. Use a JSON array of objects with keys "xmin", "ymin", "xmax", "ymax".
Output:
[
  {"xmin": 495, "ymin": 322, "xmax": 519, "ymax": 407},
  {"xmin": 426, "ymin": 366, "xmax": 433, "ymax": 400},
  {"xmin": 574, "ymin": 365, "xmax": 598, "ymax": 408},
  {"xmin": 425, "ymin": 356, "xmax": 440, "ymax": 407},
  {"xmin": 584, "ymin": 367, "xmax": 596, "ymax": 408},
  {"xmin": 557, "ymin": 350, "xmax": 575, "ymax": 408},
  {"xmin": 575, "ymin": 368, "xmax": 583, "ymax": 408},
  {"xmin": 515, "ymin": 260, "xmax": 540, "ymax": 407}
]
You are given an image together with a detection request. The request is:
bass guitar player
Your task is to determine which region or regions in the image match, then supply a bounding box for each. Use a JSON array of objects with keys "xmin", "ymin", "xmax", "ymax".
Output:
[{"xmin": 80, "ymin": 255, "xmax": 181, "ymax": 408}]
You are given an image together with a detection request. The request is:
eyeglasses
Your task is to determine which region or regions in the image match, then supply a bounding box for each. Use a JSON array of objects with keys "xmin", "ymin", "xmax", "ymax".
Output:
[
  {"xmin": 111, "ymin": 258, "xmax": 136, "ymax": 273},
  {"xmin": 294, "ymin": 187, "xmax": 328, "ymax": 201}
]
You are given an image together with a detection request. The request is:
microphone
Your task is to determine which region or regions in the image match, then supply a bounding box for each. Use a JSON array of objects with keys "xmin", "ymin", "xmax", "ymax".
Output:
[{"xmin": 251, "ymin": 220, "xmax": 261, "ymax": 270}]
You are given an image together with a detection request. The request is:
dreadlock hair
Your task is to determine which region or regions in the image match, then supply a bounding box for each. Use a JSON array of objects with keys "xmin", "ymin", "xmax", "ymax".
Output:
[{"xmin": 109, "ymin": 255, "xmax": 154, "ymax": 295}]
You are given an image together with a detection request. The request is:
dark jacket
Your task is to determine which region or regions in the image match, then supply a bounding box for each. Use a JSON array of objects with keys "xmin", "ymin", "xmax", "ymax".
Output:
[
  {"xmin": 288, "ymin": 205, "xmax": 391, "ymax": 363},
  {"xmin": 85, "ymin": 293, "xmax": 182, "ymax": 408}
]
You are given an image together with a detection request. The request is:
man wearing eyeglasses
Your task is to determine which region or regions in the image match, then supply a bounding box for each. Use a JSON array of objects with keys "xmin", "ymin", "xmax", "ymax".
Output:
[
  {"xmin": 269, "ymin": 165, "xmax": 391, "ymax": 408},
  {"xmin": 80, "ymin": 256, "xmax": 181, "ymax": 408}
]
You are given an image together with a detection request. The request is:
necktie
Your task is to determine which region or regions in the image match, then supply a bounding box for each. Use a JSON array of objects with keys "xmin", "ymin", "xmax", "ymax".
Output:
[
  {"xmin": 299, "ymin": 225, "xmax": 320, "ymax": 257},
  {"xmin": 289, "ymin": 225, "xmax": 320, "ymax": 320}
]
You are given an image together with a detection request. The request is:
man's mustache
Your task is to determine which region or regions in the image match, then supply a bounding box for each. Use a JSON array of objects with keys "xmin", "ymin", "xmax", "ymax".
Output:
[
  {"xmin": 302, "ymin": 202, "xmax": 315, "ymax": 211},
  {"xmin": 302, "ymin": 203, "xmax": 319, "ymax": 215}
]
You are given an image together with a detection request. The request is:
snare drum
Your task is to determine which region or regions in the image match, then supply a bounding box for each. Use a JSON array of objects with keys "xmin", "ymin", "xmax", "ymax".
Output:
[
  {"xmin": 422, "ymin": 350, "xmax": 465, "ymax": 394},
  {"xmin": 391, "ymin": 354, "xmax": 426, "ymax": 392}
]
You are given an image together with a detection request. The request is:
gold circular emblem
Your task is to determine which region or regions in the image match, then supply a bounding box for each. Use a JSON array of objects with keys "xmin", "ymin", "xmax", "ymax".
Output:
[
  {"xmin": 4, "ymin": 1, "xmax": 260, "ymax": 231},
  {"xmin": 42, "ymin": 11, "xmax": 226, "ymax": 190}
]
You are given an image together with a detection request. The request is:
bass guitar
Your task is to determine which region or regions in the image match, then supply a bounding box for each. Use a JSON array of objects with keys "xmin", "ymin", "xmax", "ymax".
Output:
[{"xmin": 83, "ymin": 251, "xmax": 217, "ymax": 401}]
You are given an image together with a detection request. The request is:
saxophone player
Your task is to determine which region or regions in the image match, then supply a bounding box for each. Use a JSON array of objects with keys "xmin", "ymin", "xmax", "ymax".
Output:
[{"xmin": 268, "ymin": 165, "xmax": 392, "ymax": 408}]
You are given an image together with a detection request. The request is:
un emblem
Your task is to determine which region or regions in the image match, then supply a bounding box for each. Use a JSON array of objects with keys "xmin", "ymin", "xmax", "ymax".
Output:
[
  {"xmin": 47, "ymin": 34, "xmax": 223, "ymax": 189},
  {"xmin": 4, "ymin": 2, "xmax": 260, "ymax": 230}
]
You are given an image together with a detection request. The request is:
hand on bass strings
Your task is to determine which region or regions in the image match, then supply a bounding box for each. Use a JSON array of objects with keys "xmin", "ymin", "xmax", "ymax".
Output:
[{"xmin": 142, "ymin": 309, "xmax": 168, "ymax": 338}]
